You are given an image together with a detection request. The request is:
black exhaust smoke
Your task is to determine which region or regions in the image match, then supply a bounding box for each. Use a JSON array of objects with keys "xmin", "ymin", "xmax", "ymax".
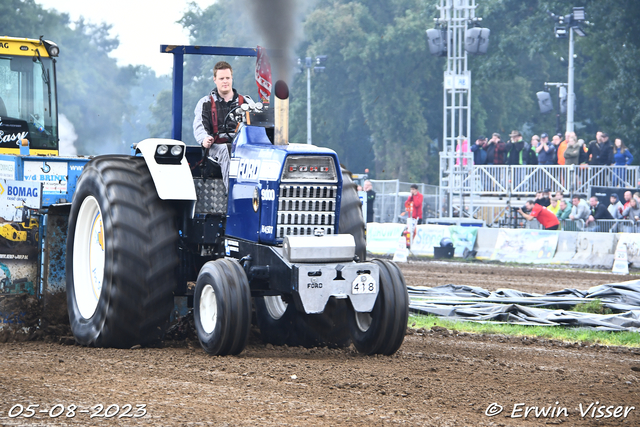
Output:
[{"xmin": 246, "ymin": 0, "xmax": 300, "ymax": 83}]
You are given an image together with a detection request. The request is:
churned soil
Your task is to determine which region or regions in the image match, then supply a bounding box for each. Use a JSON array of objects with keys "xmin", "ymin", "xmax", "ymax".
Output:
[
  {"xmin": 399, "ymin": 259, "xmax": 635, "ymax": 295},
  {"xmin": 0, "ymin": 260, "xmax": 638, "ymax": 426}
]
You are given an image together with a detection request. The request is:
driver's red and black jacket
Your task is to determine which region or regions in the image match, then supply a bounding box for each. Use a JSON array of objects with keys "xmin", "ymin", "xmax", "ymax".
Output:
[{"xmin": 193, "ymin": 87, "xmax": 245, "ymax": 146}]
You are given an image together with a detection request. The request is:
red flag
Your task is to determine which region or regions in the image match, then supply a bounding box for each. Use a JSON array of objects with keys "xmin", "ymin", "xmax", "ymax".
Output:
[{"xmin": 255, "ymin": 46, "xmax": 272, "ymax": 103}]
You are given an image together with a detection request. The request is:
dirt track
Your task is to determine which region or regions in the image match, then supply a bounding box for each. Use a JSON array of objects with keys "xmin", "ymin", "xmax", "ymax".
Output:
[
  {"xmin": 1, "ymin": 261, "xmax": 638, "ymax": 426},
  {"xmin": 399, "ymin": 260, "xmax": 635, "ymax": 294}
]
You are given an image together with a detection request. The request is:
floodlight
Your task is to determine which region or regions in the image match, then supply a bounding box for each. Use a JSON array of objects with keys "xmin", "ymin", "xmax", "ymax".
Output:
[
  {"xmin": 554, "ymin": 25, "xmax": 567, "ymax": 38},
  {"xmin": 574, "ymin": 27, "xmax": 586, "ymax": 37},
  {"xmin": 426, "ymin": 28, "xmax": 447, "ymax": 56},
  {"xmin": 536, "ymin": 91, "xmax": 554, "ymax": 114},
  {"xmin": 559, "ymin": 86, "xmax": 567, "ymax": 114},
  {"xmin": 464, "ymin": 28, "xmax": 490, "ymax": 54},
  {"xmin": 573, "ymin": 7, "xmax": 585, "ymax": 21}
]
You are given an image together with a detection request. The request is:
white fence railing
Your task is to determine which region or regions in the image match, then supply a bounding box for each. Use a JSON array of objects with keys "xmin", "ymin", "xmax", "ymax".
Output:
[
  {"xmin": 440, "ymin": 152, "xmax": 640, "ymax": 196},
  {"xmin": 523, "ymin": 218, "xmax": 638, "ymax": 233},
  {"xmin": 444, "ymin": 165, "xmax": 639, "ymax": 195}
]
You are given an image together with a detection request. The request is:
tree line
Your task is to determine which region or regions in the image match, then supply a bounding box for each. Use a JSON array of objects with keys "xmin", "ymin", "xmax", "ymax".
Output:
[{"xmin": 2, "ymin": 0, "xmax": 638, "ymax": 186}]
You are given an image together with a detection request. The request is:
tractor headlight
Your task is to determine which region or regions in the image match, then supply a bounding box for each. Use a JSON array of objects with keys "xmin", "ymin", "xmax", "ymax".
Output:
[
  {"xmin": 170, "ymin": 145, "xmax": 183, "ymax": 156},
  {"xmin": 154, "ymin": 144, "xmax": 184, "ymax": 164},
  {"xmin": 156, "ymin": 145, "xmax": 169, "ymax": 155}
]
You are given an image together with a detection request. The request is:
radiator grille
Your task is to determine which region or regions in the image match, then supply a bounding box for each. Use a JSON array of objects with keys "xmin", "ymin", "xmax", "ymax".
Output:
[{"xmin": 277, "ymin": 184, "xmax": 337, "ymax": 238}]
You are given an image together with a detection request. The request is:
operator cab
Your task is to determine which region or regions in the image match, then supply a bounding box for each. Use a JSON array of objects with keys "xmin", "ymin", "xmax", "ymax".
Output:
[
  {"xmin": 185, "ymin": 99, "xmax": 275, "ymax": 178},
  {"xmin": 0, "ymin": 37, "xmax": 59, "ymax": 156}
]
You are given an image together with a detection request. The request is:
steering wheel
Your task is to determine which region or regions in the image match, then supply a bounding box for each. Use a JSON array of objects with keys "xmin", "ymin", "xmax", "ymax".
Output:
[{"xmin": 221, "ymin": 106, "xmax": 242, "ymax": 141}]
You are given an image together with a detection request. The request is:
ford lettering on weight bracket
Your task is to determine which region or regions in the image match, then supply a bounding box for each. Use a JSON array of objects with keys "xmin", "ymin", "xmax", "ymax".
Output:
[{"xmin": 307, "ymin": 278, "xmax": 323, "ymax": 289}]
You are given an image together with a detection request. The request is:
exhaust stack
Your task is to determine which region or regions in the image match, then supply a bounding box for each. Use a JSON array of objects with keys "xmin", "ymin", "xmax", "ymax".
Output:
[{"xmin": 274, "ymin": 80, "xmax": 289, "ymax": 145}]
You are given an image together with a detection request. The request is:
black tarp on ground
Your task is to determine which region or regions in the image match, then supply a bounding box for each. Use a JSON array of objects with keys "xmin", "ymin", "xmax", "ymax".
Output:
[{"xmin": 408, "ymin": 281, "xmax": 640, "ymax": 331}]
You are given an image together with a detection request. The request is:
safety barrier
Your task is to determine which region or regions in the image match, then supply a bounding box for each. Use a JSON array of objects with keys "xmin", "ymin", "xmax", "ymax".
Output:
[
  {"xmin": 365, "ymin": 222, "xmax": 640, "ymax": 270},
  {"xmin": 520, "ymin": 218, "xmax": 635, "ymax": 233},
  {"xmin": 617, "ymin": 234, "xmax": 640, "ymax": 268},
  {"xmin": 551, "ymin": 231, "xmax": 579, "ymax": 264},
  {"xmin": 570, "ymin": 232, "xmax": 618, "ymax": 268},
  {"xmin": 582, "ymin": 219, "xmax": 636, "ymax": 233},
  {"xmin": 366, "ymin": 223, "xmax": 478, "ymax": 258},
  {"xmin": 364, "ymin": 220, "xmax": 640, "ymax": 270},
  {"xmin": 560, "ymin": 219, "xmax": 584, "ymax": 232},
  {"xmin": 474, "ymin": 228, "xmax": 500, "ymax": 260}
]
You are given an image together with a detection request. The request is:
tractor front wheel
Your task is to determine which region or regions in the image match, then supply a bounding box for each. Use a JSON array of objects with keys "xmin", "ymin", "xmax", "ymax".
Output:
[
  {"xmin": 194, "ymin": 258, "xmax": 251, "ymax": 355},
  {"xmin": 348, "ymin": 259, "xmax": 409, "ymax": 355}
]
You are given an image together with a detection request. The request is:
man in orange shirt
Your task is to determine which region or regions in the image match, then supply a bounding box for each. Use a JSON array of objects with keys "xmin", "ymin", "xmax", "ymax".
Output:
[{"xmin": 556, "ymin": 131, "xmax": 577, "ymax": 166}]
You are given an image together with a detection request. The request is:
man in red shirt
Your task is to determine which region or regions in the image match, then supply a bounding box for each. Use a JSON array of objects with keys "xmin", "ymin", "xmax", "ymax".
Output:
[
  {"xmin": 518, "ymin": 200, "xmax": 560, "ymax": 230},
  {"xmin": 401, "ymin": 184, "xmax": 424, "ymax": 224}
]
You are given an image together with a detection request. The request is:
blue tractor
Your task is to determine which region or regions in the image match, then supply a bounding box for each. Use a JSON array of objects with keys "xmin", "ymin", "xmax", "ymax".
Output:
[{"xmin": 64, "ymin": 45, "xmax": 409, "ymax": 355}]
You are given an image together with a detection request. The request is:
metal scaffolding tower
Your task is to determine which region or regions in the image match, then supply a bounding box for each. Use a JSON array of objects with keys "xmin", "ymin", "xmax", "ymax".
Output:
[
  {"xmin": 436, "ymin": 0, "xmax": 478, "ymax": 218},
  {"xmin": 440, "ymin": 0, "xmax": 476, "ymax": 153}
]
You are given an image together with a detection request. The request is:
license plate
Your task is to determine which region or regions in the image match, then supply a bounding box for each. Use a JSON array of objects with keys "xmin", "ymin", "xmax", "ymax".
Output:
[{"xmin": 352, "ymin": 274, "xmax": 376, "ymax": 294}]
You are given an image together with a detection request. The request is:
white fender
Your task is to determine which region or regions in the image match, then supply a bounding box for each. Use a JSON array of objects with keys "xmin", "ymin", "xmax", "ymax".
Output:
[{"xmin": 135, "ymin": 138, "xmax": 197, "ymax": 201}]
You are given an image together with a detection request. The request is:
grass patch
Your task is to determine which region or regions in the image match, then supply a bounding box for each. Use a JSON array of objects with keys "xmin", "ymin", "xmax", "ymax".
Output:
[
  {"xmin": 408, "ymin": 313, "xmax": 640, "ymax": 348},
  {"xmin": 573, "ymin": 298, "xmax": 613, "ymax": 315}
]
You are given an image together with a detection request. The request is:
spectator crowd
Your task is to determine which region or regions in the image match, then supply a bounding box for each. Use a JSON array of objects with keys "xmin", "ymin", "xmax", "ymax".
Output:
[
  {"xmin": 468, "ymin": 130, "xmax": 633, "ymax": 171},
  {"xmin": 464, "ymin": 128, "xmax": 638, "ymax": 231}
]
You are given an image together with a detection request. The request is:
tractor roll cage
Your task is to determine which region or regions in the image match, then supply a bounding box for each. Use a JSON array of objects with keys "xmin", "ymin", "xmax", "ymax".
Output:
[{"xmin": 160, "ymin": 45, "xmax": 259, "ymax": 142}]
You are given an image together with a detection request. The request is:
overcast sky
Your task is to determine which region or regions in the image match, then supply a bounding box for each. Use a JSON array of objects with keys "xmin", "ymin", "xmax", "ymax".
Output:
[{"xmin": 36, "ymin": 0, "xmax": 214, "ymax": 76}]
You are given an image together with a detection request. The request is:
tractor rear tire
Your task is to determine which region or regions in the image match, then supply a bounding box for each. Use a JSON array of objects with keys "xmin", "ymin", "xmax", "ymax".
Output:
[
  {"xmin": 66, "ymin": 156, "xmax": 179, "ymax": 348},
  {"xmin": 194, "ymin": 258, "xmax": 251, "ymax": 355},
  {"xmin": 348, "ymin": 259, "xmax": 409, "ymax": 355},
  {"xmin": 340, "ymin": 166, "xmax": 366, "ymax": 261}
]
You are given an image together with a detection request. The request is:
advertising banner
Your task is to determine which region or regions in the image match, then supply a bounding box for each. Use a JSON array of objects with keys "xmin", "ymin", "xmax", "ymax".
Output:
[
  {"xmin": 366, "ymin": 223, "xmax": 405, "ymax": 255},
  {"xmin": 491, "ymin": 229, "xmax": 558, "ymax": 263},
  {"xmin": 410, "ymin": 225, "xmax": 449, "ymax": 256},
  {"xmin": 0, "ymin": 180, "xmax": 41, "ymax": 295},
  {"xmin": 0, "ymin": 180, "xmax": 41, "ymax": 221},
  {"xmin": 0, "ymin": 160, "xmax": 15, "ymax": 180},
  {"xmin": 366, "ymin": 223, "xmax": 478, "ymax": 258},
  {"xmin": 448, "ymin": 226, "xmax": 479, "ymax": 257},
  {"xmin": 23, "ymin": 160, "xmax": 68, "ymax": 193}
]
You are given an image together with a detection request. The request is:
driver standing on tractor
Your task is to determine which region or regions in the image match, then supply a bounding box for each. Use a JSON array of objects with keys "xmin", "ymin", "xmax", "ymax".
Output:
[{"xmin": 193, "ymin": 61, "xmax": 245, "ymax": 190}]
